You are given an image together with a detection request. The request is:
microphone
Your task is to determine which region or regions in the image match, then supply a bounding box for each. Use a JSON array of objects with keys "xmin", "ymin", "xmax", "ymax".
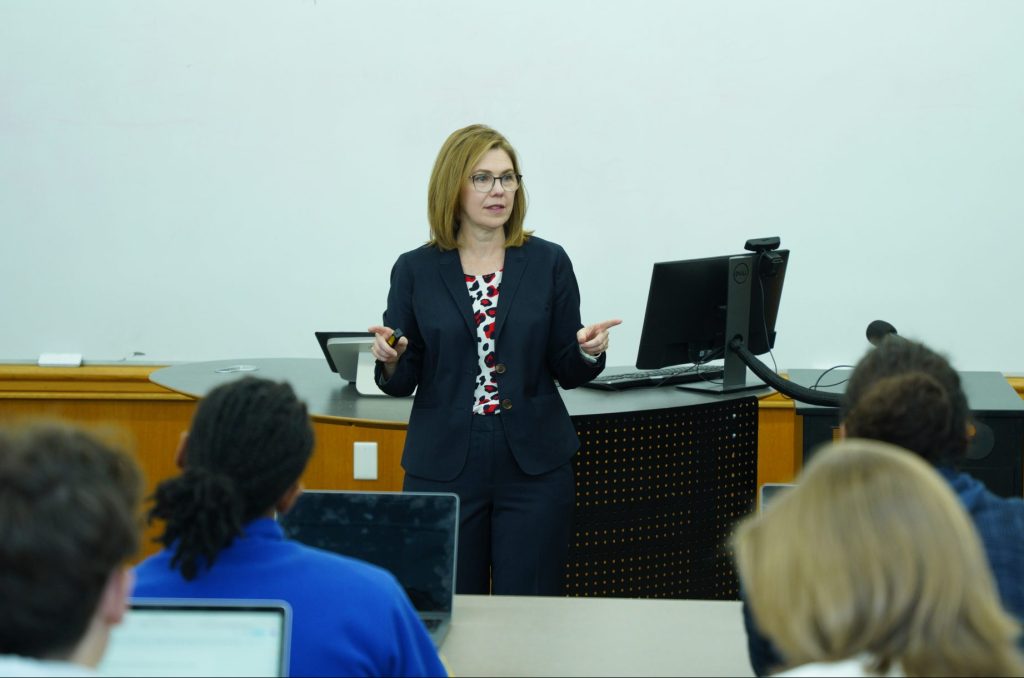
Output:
[{"xmin": 866, "ymin": 320, "xmax": 897, "ymax": 346}]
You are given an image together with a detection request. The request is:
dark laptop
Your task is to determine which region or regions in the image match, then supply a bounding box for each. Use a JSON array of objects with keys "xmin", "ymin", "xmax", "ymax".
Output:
[
  {"xmin": 99, "ymin": 598, "xmax": 291, "ymax": 677},
  {"xmin": 278, "ymin": 490, "xmax": 459, "ymax": 647}
]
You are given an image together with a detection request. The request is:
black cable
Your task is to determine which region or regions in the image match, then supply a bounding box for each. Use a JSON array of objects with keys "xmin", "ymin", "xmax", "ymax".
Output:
[
  {"xmin": 648, "ymin": 362, "xmax": 699, "ymax": 388},
  {"xmin": 730, "ymin": 338, "xmax": 843, "ymax": 407},
  {"xmin": 810, "ymin": 364, "xmax": 855, "ymax": 391},
  {"xmin": 755, "ymin": 265, "xmax": 779, "ymax": 374},
  {"xmin": 695, "ymin": 348, "xmax": 725, "ymax": 384}
]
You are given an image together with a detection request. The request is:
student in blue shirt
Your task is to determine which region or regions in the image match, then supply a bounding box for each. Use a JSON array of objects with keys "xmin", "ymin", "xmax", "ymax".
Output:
[{"xmin": 133, "ymin": 377, "xmax": 447, "ymax": 678}]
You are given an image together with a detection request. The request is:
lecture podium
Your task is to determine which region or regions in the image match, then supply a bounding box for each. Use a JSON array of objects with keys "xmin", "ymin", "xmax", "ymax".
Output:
[
  {"xmin": 152, "ymin": 359, "xmax": 772, "ymax": 600},
  {"xmin": 789, "ymin": 369, "xmax": 1024, "ymax": 498}
]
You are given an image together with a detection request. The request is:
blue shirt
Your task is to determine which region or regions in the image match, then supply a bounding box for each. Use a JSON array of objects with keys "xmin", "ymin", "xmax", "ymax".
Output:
[
  {"xmin": 133, "ymin": 518, "xmax": 446, "ymax": 678},
  {"xmin": 743, "ymin": 467, "xmax": 1024, "ymax": 676},
  {"xmin": 938, "ymin": 467, "xmax": 1024, "ymax": 622}
]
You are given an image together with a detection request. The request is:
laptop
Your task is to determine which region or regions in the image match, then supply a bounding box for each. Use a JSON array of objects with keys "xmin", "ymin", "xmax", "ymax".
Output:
[
  {"xmin": 278, "ymin": 490, "xmax": 458, "ymax": 648},
  {"xmin": 759, "ymin": 482, "xmax": 796, "ymax": 513},
  {"xmin": 99, "ymin": 598, "xmax": 291, "ymax": 677}
]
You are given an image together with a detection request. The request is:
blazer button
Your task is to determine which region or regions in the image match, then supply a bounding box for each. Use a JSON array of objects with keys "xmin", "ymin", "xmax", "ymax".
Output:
[
  {"xmin": 501, "ymin": 398, "xmax": 513, "ymax": 410},
  {"xmin": 495, "ymin": 363, "xmax": 507, "ymax": 374}
]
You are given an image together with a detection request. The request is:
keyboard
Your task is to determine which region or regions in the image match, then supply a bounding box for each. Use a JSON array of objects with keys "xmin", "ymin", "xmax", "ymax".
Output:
[{"xmin": 583, "ymin": 365, "xmax": 725, "ymax": 391}]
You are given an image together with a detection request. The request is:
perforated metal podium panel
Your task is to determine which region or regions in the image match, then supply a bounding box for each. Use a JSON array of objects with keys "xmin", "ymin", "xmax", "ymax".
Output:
[{"xmin": 566, "ymin": 396, "xmax": 758, "ymax": 600}]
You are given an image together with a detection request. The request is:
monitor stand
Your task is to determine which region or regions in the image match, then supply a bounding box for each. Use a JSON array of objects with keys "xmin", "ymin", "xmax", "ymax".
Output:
[
  {"xmin": 677, "ymin": 256, "xmax": 771, "ymax": 397},
  {"xmin": 676, "ymin": 380, "xmax": 768, "ymax": 395},
  {"xmin": 676, "ymin": 364, "xmax": 768, "ymax": 395}
]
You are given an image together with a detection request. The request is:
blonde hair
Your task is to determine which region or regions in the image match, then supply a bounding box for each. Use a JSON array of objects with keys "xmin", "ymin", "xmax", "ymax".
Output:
[
  {"xmin": 734, "ymin": 439, "xmax": 1023, "ymax": 677},
  {"xmin": 426, "ymin": 124, "xmax": 531, "ymax": 250}
]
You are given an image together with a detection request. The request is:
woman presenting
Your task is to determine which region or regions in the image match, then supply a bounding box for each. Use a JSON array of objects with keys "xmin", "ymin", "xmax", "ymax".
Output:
[{"xmin": 369, "ymin": 124, "xmax": 619, "ymax": 596}]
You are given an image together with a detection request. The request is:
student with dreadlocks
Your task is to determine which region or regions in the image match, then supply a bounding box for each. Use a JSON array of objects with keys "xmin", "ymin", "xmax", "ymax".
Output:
[{"xmin": 132, "ymin": 376, "xmax": 446, "ymax": 677}]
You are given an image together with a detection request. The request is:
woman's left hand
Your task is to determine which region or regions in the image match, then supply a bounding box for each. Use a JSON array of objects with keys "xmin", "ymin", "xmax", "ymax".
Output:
[{"xmin": 577, "ymin": 319, "xmax": 622, "ymax": 357}]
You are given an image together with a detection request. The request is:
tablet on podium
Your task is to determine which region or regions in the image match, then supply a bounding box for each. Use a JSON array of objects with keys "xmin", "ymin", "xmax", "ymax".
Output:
[{"xmin": 314, "ymin": 331, "xmax": 382, "ymax": 396}]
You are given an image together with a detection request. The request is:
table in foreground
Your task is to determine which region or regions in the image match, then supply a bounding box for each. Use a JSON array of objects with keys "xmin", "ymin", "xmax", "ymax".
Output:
[{"xmin": 443, "ymin": 595, "xmax": 751, "ymax": 677}]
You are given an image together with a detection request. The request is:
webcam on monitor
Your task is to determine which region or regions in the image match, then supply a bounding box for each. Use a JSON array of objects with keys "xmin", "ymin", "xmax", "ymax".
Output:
[{"xmin": 744, "ymin": 236, "xmax": 780, "ymax": 253}]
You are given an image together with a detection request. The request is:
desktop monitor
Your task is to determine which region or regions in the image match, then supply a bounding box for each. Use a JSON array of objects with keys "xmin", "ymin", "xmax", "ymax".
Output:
[{"xmin": 636, "ymin": 246, "xmax": 789, "ymax": 393}]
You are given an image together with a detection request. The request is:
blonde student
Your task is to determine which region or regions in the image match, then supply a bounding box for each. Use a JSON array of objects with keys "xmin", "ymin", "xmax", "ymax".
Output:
[{"xmin": 735, "ymin": 438, "xmax": 1024, "ymax": 677}]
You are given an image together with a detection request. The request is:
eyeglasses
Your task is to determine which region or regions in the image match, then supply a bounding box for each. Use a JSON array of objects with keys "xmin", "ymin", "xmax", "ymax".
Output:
[{"xmin": 469, "ymin": 172, "xmax": 522, "ymax": 193}]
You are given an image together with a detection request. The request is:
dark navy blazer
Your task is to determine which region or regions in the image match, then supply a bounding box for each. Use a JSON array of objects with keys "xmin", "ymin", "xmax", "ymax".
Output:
[{"xmin": 375, "ymin": 236, "xmax": 605, "ymax": 482}]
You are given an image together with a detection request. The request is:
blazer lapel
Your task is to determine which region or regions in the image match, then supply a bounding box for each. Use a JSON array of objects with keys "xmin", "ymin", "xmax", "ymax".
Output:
[
  {"xmin": 494, "ymin": 244, "xmax": 527, "ymax": 343},
  {"xmin": 439, "ymin": 248, "xmax": 478, "ymax": 338}
]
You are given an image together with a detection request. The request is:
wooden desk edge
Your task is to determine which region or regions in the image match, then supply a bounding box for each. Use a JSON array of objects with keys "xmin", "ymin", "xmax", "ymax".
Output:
[{"xmin": 5, "ymin": 364, "xmax": 1022, "ymax": 399}]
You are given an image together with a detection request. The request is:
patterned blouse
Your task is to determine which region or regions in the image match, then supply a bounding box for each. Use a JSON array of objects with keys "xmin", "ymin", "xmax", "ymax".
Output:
[{"xmin": 465, "ymin": 270, "xmax": 502, "ymax": 415}]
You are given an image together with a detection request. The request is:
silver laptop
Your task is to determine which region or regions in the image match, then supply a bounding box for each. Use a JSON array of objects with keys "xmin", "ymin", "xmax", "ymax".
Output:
[
  {"xmin": 278, "ymin": 490, "xmax": 458, "ymax": 647},
  {"xmin": 99, "ymin": 598, "xmax": 291, "ymax": 677}
]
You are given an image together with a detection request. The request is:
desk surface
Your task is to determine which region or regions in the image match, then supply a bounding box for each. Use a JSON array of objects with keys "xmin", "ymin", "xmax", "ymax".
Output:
[
  {"xmin": 444, "ymin": 595, "xmax": 751, "ymax": 677},
  {"xmin": 150, "ymin": 358, "xmax": 770, "ymax": 425}
]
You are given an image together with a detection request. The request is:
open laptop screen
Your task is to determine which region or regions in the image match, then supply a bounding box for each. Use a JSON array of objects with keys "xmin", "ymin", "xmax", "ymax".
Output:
[
  {"xmin": 279, "ymin": 491, "xmax": 458, "ymax": 615},
  {"xmin": 98, "ymin": 599, "xmax": 290, "ymax": 677}
]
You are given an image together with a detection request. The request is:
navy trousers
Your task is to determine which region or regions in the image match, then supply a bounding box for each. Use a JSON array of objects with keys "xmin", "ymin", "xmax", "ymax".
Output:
[{"xmin": 403, "ymin": 414, "xmax": 575, "ymax": 596}]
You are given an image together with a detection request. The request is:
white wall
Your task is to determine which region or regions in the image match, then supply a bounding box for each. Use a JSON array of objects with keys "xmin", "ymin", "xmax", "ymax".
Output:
[{"xmin": 3, "ymin": 0, "xmax": 1022, "ymax": 373}]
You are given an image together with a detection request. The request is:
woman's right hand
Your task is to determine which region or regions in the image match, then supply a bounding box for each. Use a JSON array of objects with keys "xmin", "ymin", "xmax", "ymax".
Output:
[{"xmin": 368, "ymin": 325, "xmax": 408, "ymax": 378}]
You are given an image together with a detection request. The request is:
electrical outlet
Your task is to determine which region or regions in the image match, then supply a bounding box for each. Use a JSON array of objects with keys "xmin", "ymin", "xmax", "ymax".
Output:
[{"xmin": 353, "ymin": 442, "xmax": 378, "ymax": 480}]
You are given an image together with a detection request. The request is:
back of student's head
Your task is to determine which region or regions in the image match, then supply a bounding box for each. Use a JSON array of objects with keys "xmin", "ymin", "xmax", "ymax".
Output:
[
  {"xmin": 842, "ymin": 336, "xmax": 970, "ymax": 466},
  {"xmin": 734, "ymin": 439, "xmax": 1023, "ymax": 677},
  {"xmin": 150, "ymin": 377, "xmax": 314, "ymax": 580},
  {"xmin": 0, "ymin": 422, "xmax": 142, "ymax": 660}
]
